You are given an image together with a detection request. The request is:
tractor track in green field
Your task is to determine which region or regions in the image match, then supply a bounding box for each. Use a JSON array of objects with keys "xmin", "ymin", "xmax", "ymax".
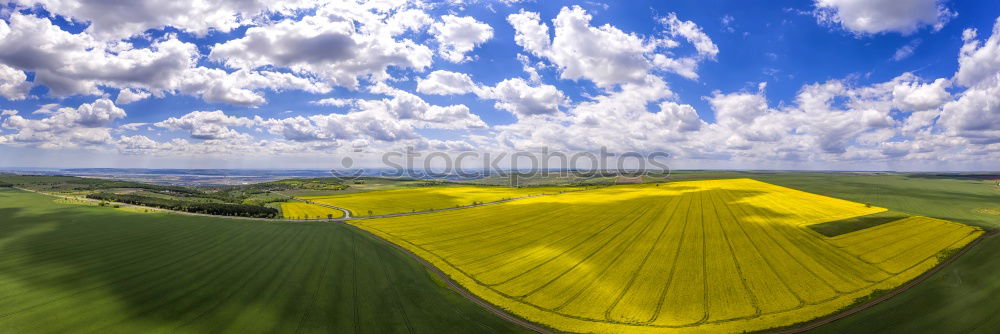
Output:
[
  {"xmin": 772, "ymin": 228, "xmax": 998, "ymax": 334},
  {"xmin": 10, "ymin": 187, "xmax": 556, "ymax": 333},
  {"xmin": 351, "ymin": 234, "xmax": 361, "ymax": 334}
]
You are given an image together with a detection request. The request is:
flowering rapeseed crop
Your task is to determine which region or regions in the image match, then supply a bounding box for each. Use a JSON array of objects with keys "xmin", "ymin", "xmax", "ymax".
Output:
[{"xmin": 352, "ymin": 179, "xmax": 982, "ymax": 333}]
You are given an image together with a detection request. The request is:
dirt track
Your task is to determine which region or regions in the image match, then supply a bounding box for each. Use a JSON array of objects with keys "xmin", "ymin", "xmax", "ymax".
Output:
[{"xmin": 280, "ymin": 195, "xmax": 353, "ymax": 218}]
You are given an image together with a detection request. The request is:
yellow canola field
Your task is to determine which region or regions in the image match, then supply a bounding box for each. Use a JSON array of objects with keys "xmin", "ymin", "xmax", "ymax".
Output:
[
  {"xmin": 299, "ymin": 186, "xmax": 577, "ymax": 216},
  {"xmin": 280, "ymin": 202, "xmax": 344, "ymax": 220},
  {"xmin": 351, "ymin": 178, "xmax": 983, "ymax": 333}
]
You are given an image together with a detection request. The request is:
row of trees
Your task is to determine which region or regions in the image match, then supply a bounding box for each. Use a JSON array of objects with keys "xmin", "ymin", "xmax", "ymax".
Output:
[{"xmin": 87, "ymin": 192, "xmax": 278, "ymax": 218}]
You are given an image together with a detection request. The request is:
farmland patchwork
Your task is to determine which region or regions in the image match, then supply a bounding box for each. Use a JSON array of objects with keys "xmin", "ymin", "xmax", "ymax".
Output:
[
  {"xmin": 299, "ymin": 186, "xmax": 577, "ymax": 216},
  {"xmin": 353, "ymin": 179, "xmax": 983, "ymax": 333}
]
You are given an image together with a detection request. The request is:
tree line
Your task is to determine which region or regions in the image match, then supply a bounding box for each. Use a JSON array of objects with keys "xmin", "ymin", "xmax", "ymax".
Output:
[{"xmin": 87, "ymin": 192, "xmax": 278, "ymax": 218}]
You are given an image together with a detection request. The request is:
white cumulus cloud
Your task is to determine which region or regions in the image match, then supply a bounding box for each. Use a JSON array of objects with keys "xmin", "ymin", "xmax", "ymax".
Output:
[
  {"xmin": 431, "ymin": 15, "xmax": 494, "ymax": 63},
  {"xmin": 0, "ymin": 98, "xmax": 125, "ymax": 148},
  {"xmin": 508, "ymin": 6, "xmax": 717, "ymax": 87},
  {"xmin": 941, "ymin": 18, "xmax": 1000, "ymax": 144},
  {"xmin": 116, "ymin": 88, "xmax": 151, "ymax": 105},
  {"xmin": 416, "ymin": 70, "xmax": 479, "ymax": 95},
  {"xmin": 209, "ymin": 5, "xmax": 434, "ymax": 89},
  {"xmin": 15, "ymin": 0, "xmax": 316, "ymax": 40},
  {"xmin": 486, "ymin": 78, "xmax": 567, "ymax": 117},
  {"xmin": 0, "ymin": 64, "xmax": 31, "ymax": 100},
  {"xmin": 954, "ymin": 18, "xmax": 1000, "ymax": 88},
  {"xmin": 311, "ymin": 98, "xmax": 355, "ymax": 107},
  {"xmin": 0, "ymin": 12, "xmax": 329, "ymax": 106},
  {"xmin": 661, "ymin": 13, "xmax": 719, "ymax": 59},
  {"xmin": 155, "ymin": 110, "xmax": 255, "ymax": 140},
  {"xmin": 813, "ymin": 0, "xmax": 955, "ymax": 35}
]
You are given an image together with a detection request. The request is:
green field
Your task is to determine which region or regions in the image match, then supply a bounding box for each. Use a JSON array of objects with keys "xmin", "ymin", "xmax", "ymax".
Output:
[{"xmin": 0, "ymin": 188, "xmax": 528, "ymax": 333}]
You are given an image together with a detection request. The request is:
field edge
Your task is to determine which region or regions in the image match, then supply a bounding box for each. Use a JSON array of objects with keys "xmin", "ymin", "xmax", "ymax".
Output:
[
  {"xmin": 771, "ymin": 228, "xmax": 995, "ymax": 334},
  {"xmin": 348, "ymin": 179, "xmax": 986, "ymax": 334},
  {"xmin": 340, "ymin": 223, "xmax": 556, "ymax": 334},
  {"xmin": 357, "ymin": 218, "xmax": 984, "ymax": 334}
]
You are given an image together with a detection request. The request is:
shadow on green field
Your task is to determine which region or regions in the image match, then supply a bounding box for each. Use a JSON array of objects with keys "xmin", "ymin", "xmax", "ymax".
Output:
[{"xmin": 0, "ymin": 189, "xmax": 530, "ymax": 333}]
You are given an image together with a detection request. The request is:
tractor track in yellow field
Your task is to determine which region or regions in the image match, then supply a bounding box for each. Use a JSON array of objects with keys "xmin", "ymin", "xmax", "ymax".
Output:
[{"xmin": 771, "ymin": 228, "xmax": 997, "ymax": 334}]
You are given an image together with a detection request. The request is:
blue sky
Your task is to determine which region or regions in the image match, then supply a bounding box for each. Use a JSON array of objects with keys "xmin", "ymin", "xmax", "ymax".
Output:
[{"xmin": 0, "ymin": 0, "xmax": 998, "ymax": 170}]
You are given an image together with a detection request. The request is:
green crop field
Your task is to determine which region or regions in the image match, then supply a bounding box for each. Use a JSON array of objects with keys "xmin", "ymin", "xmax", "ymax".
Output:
[{"xmin": 0, "ymin": 188, "xmax": 528, "ymax": 333}]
